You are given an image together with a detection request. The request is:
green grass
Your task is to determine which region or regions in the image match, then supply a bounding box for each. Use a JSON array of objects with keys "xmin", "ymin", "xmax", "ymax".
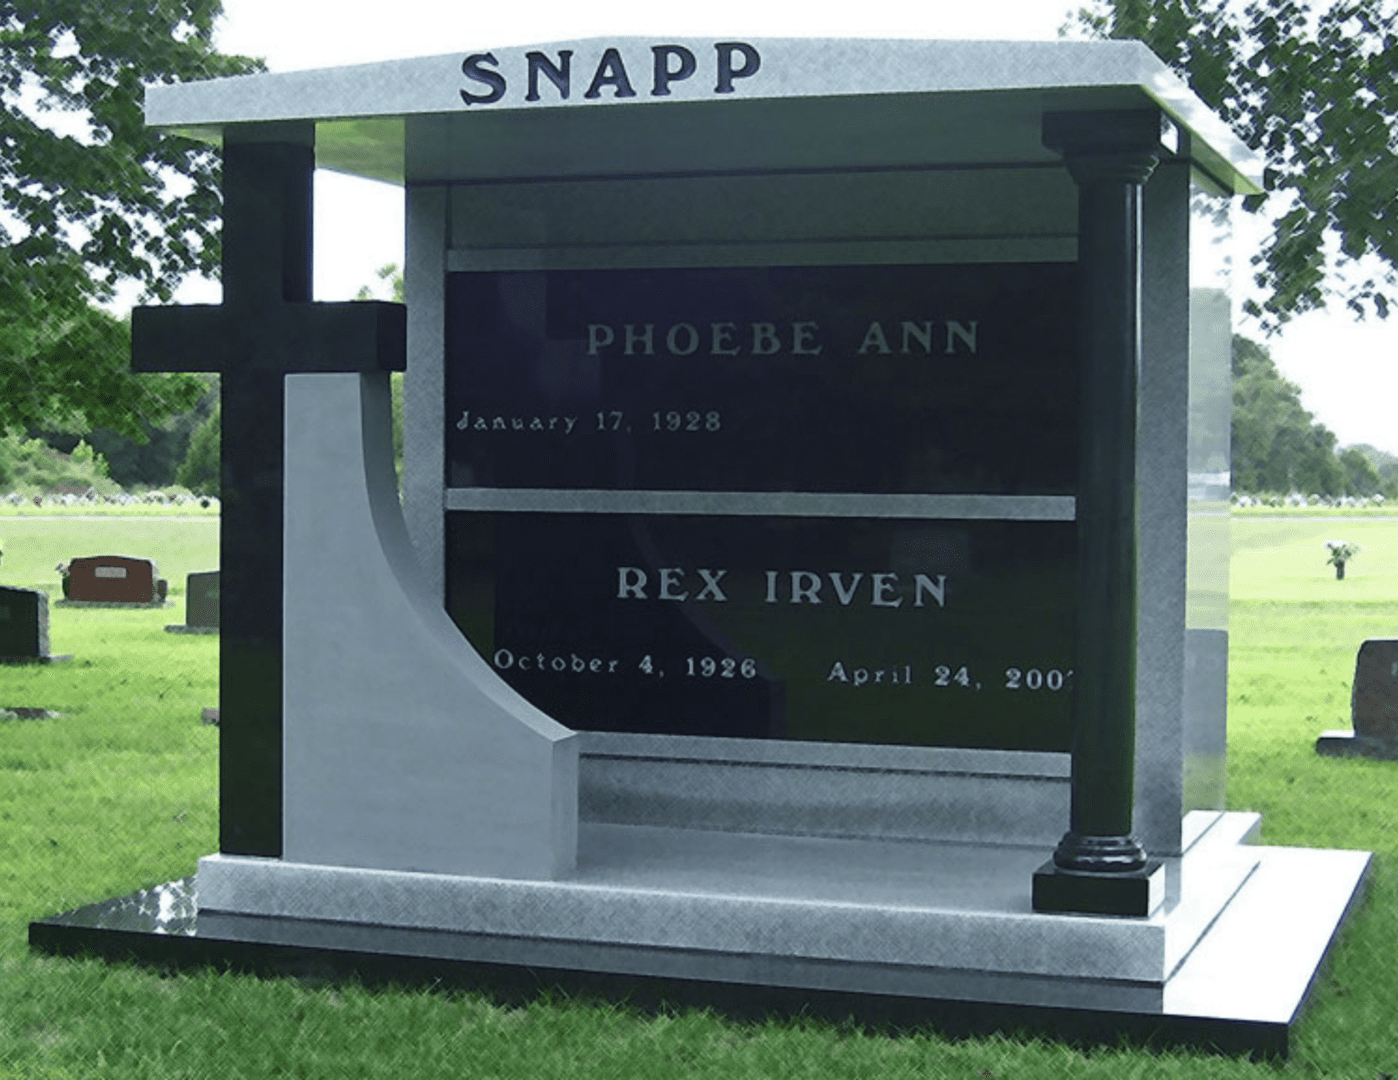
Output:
[{"xmin": 2, "ymin": 513, "xmax": 1398, "ymax": 1077}]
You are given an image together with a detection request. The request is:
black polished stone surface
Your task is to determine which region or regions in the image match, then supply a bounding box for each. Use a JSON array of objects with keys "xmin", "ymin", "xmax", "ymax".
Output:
[
  {"xmin": 446, "ymin": 264, "xmax": 1077, "ymax": 494},
  {"xmin": 1032, "ymin": 858, "xmax": 1165, "ymax": 917},
  {"xmin": 28, "ymin": 882, "xmax": 1293, "ymax": 1059},
  {"xmin": 447, "ymin": 513, "xmax": 1076, "ymax": 750}
]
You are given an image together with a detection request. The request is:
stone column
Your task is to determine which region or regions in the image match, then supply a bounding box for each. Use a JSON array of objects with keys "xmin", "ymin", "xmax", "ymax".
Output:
[{"xmin": 1033, "ymin": 110, "xmax": 1168, "ymax": 916}]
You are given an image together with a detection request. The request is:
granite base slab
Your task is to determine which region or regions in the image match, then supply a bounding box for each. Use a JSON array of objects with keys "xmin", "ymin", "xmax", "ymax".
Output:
[
  {"xmin": 30, "ymin": 812, "xmax": 1369, "ymax": 1060},
  {"xmin": 194, "ymin": 818, "xmax": 1261, "ymax": 984}
]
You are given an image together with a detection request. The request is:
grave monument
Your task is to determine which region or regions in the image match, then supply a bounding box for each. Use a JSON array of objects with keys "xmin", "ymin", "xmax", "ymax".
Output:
[
  {"xmin": 1317, "ymin": 638, "xmax": 1398, "ymax": 759},
  {"xmin": 62, "ymin": 555, "xmax": 168, "ymax": 606},
  {"xmin": 166, "ymin": 571, "xmax": 221, "ymax": 634},
  {"xmin": 0, "ymin": 586, "xmax": 70, "ymax": 664},
  {"xmin": 31, "ymin": 37, "xmax": 1370, "ymax": 1056}
]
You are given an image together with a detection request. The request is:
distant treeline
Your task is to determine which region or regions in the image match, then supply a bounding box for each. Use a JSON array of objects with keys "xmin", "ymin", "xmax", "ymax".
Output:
[
  {"xmin": 0, "ymin": 377, "xmax": 220, "ymax": 497},
  {"xmin": 1232, "ymin": 336, "xmax": 1398, "ymax": 500}
]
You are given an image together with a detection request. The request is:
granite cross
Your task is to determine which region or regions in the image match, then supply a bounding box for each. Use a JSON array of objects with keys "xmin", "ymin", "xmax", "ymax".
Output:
[{"xmin": 132, "ymin": 124, "xmax": 405, "ymax": 857}]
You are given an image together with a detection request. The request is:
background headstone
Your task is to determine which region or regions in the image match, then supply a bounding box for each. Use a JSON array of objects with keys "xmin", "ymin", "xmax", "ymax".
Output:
[
  {"xmin": 167, "ymin": 571, "xmax": 220, "ymax": 634},
  {"xmin": 65, "ymin": 555, "xmax": 167, "ymax": 605},
  {"xmin": 1352, "ymin": 639, "xmax": 1398, "ymax": 742},
  {"xmin": 1316, "ymin": 639, "xmax": 1398, "ymax": 758},
  {"xmin": 0, "ymin": 586, "xmax": 70, "ymax": 664},
  {"xmin": 0, "ymin": 586, "xmax": 47, "ymax": 661}
]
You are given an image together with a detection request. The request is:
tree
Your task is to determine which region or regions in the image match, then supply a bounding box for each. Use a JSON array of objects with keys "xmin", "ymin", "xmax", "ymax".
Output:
[
  {"xmin": 357, "ymin": 264, "xmax": 406, "ymax": 484},
  {"xmin": 1231, "ymin": 334, "xmax": 1346, "ymax": 493},
  {"xmin": 1338, "ymin": 445, "xmax": 1383, "ymax": 494},
  {"xmin": 1073, "ymin": 0, "xmax": 1398, "ymax": 328},
  {"xmin": 1, "ymin": 2, "xmax": 261, "ymax": 436},
  {"xmin": 175, "ymin": 400, "xmax": 220, "ymax": 495}
]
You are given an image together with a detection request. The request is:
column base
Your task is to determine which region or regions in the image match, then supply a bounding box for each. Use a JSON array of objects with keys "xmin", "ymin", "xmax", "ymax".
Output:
[{"xmin": 1033, "ymin": 858, "xmax": 1165, "ymax": 917}]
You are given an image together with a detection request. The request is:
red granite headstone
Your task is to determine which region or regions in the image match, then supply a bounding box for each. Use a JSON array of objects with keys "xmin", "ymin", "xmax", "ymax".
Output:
[{"xmin": 67, "ymin": 556, "xmax": 162, "ymax": 604}]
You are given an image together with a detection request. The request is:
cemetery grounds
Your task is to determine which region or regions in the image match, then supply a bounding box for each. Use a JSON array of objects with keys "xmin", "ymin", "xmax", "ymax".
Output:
[{"xmin": 0, "ymin": 504, "xmax": 1395, "ymax": 1079}]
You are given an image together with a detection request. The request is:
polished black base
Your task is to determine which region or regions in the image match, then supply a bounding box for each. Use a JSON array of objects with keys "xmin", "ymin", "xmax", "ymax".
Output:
[
  {"xmin": 30, "ymin": 878, "xmax": 1300, "ymax": 1059},
  {"xmin": 0, "ymin": 654, "xmax": 73, "ymax": 665},
  {"xmin": 1315, "ymin": 731, "xmax": 1398, "ymax": 761},
  {"xmin": 1032, "ymin": 859, "xmax": 1165, "ymax": 916}
]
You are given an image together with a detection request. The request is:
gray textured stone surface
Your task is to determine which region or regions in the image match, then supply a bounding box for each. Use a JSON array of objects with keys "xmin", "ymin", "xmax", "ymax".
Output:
[
  {"xmin": 282, "ymin": 372, "xmax": 577, "ymax": 878},
  {"xmin": 199, "ymin": 811, "xmax": 1265, "ymax": 985},
  {"xmin": 143, "ymin": 39, "xmax": 1260, "ymax": 195}
]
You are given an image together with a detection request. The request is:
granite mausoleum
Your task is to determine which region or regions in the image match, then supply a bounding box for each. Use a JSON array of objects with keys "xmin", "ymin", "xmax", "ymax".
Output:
[{"xmin": 30, "ymin": 38, "xmax": 1370, "ymax": 1056}]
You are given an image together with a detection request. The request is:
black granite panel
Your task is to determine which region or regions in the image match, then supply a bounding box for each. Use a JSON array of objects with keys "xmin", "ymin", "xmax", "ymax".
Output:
[
  {"xmin": 445, "ymin": 264, "xmax": 1078, "ymax": 494},
  {"xmin": 447, "ymin": 513, "xmax": 1076, "ymax": 750}
]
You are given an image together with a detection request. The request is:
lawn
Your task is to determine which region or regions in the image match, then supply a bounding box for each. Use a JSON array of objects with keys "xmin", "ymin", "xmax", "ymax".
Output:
[{"xmin": 0, "ymin": 510, "xmax": 1395, "ymax": 1078}]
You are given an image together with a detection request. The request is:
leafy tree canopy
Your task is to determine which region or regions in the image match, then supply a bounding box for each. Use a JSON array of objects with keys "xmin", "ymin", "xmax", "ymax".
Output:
[
  {"xmin": 1, "ymin": 1, "xmax": 260, "ymax": 437},
  {"xmin": 1230, "ymin": 334, "xmax": 1392, "ymax": 495},
  {"xmin": 1074, "ymin": 0, "xmax": 1398, "ymax": 328}
]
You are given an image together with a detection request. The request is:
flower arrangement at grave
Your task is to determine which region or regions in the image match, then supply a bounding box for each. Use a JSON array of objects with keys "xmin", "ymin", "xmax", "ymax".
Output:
[
  {"xmin": 55, "ymin": 562, "xmax": 70, "ymax": 599},
  {"xmin": 1324, "ymin": 540, "xmax": 1360, "ymax": 580}
]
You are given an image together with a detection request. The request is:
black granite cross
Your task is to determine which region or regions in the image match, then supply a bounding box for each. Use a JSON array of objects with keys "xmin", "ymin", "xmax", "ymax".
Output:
[{"xmin": 132, "ymin": 124, "xmax": 405, "ymax": 857}]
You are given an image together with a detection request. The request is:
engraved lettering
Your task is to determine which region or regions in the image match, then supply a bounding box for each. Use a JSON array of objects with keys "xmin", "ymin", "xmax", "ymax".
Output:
[
  {"xmin": 617, "ymin": 567, "xmax": 647, "ymax": 599},
  {"xmin": 526, "ymin": 50, "xmax": 572, "ymax": 101},
  {"xmin": 461, "ymin": 52, "xmax": 507, "ymax": 105},
  {"xmin": 658, "ymin": 568, "xmax": 688, "ymax": 601},
  {"xmin": 715, "ymin": 41, "xmax": 761, "ymax": 93},
  {"xmin": 710, "ymin": 322, "xmax": 740, "ymax": 356},
  {"xmin": 901, "ymin": 321, "xmax": 933, "ymax": 354},
  {"xmin": 584, "ymin": 47, "xmax": 637, "ymax": 99},
  {"xmin": 752, "ymin": 323, "xmax": 781, "ymax": 355},
  {"xmin": 651, "ymin": 44, "xmax": 697, "ymax": 96},
  {"xmin": 858, "ymin": 322, "xmax": 892, "ymax": 355},
  {"xmin": 828, "ymin": 572, "xmax": 864, "ymax": 606},
  {"xmin": 914, "ymin": 573, "xmax": 947, "ymax": 608},
  {"xmin": 587, "ymin": 324, "xmax": 615, "ymax": 355},
  {"xmin": 871, "ymin": 573, "xmax": 902, "ymax": 607},
  {"xmin": 791, "ymin": 321, "xmax": 822, "ymax": 355},
  {"xmin": 790, "ymin": 571, "xmax": 822, "ymax": 604},
  {"xmin": 695, "ymin": 568, "xmax": 728, "ymax": 602},
  {"xmin": 624, "ymin": 323, "xmax": 655, "ymax": 355},
  {"xmin": 947, "ymin": 320, "xmax": 978, "ymax": 354},
  {"xmin": 666, "ymin": 323, "xmax": 699, "ymax": 356}
]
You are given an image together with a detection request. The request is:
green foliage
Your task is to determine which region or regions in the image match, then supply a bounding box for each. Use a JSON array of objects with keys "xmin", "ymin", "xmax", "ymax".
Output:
[
  {"xmin": 0, "ymin": 3, "xmax": 261, "ymax": 435},
  {"xmin": 175, "ymin": 400, "xmax": 219, "ymax": 495},
  {"xmin": 1347, "ymin": 442, "xmax": 1398, "ymax": 495},
  {"xmin": 0, "ymin": 302, "xmax": 205, "ymax": 439},
  {"xmin": 0, "ymin": 431, "xmax": 117, "ymax": 495},
  {"xmin": 1074, "ymin": 0, "xmax": 1398, "ymax": 327},
  {"xmin": 356, "ymin": 265, "xmax": 406, "ymax": 486},
  {"xmin": 66, "ymin": 437, "xmax": 106, "ymax": 479},
  {"xmin": 1231, "ymin": 334, "xmax": 1348, "ymax": 494}
]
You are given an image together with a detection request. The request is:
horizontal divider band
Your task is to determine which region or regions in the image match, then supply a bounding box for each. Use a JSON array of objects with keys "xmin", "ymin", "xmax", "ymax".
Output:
[{"xmin": 444, "ymin": 488, "xmax": 1075, "ymax": 520}]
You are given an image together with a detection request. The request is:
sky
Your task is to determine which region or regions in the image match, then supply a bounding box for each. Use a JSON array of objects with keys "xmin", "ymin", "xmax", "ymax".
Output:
[{"xmin": 184, "ymin": 0, "xmax": 1398, "ymax": 455}]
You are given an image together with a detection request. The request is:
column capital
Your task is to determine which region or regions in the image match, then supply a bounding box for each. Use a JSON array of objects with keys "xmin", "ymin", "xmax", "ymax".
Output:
[{"xmin": 1042, "ymin": 109, "xmax": 1172, "ymax": 185}]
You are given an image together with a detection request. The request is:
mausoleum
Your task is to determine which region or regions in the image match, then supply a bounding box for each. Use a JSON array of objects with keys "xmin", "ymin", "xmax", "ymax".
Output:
[{"xmin": 32, "ymin": 37, "xmax": 1369, "ymax": 1056}]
